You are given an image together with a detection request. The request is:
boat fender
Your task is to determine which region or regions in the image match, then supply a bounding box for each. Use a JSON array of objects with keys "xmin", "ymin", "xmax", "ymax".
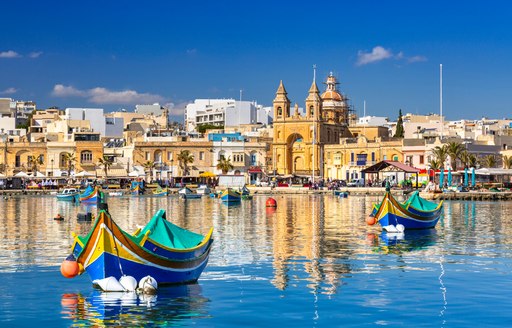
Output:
[
  {"xmin": 366, "ymin": 216, "xmax": 376, "ymax": 225},
  {"xmin": 119, "ymin": 275, "xmax": 138, "ymax": 292},
  {"xmin": 60, "ymin": 254, "xmax": 80, "ymax": 278},
  {"xmin": 93, "ymin": 276, "xmax": 126, "ymax": 292},
  {"xmin": 138, "ymin": 275, "xmax": 158, "ymax": 294},
  {"xmin": 383, "ymin": 225, "xmax": 399, "ymax": 233},
  {"xmin": 395, "ymin": 224, "xmax": 405, "ymax": 233}
]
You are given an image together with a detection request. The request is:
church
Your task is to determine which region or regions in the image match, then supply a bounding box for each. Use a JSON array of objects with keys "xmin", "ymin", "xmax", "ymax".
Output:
[{"xmin": 271, "ymin": 73, "xmax": 353, "ymax": 179}]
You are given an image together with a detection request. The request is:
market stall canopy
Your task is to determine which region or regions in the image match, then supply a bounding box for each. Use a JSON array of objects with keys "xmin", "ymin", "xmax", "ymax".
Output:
[
  {"xmin": 96, "ymin": 168, "xmax": 128, "ymax": 178},
  {"xmin": 74, "ymin": 171, "xmax": 95, "ymax": 177},
  {"xmin": 199, "ymin": 171, "xmax": 216, "ymax": 178},
  {"xmin": 361, "ymin": 160, "xmax": 420, "ymax": 174},
  {"xmin": 30, "ymin": 171, "xmax": 46, "ymax": 178},
  {"xmin": 128, "ymin": 170, "xmax": 145, "ymax": 177},
  {"xmin": 14, "ymin": 171, "xmax": 30, "ymax": 178}
]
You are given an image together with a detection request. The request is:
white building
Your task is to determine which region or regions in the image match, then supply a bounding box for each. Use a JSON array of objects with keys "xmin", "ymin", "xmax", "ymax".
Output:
[
  {"xmin": 66, "ymin": 108, "xmax": 105, "ymax": 136},
  {"xmin": 185, "ymin": 99, "xmax": 263, "ymax": 132},
  {"xmin": 356, "ymin": 115, "xmax": 388, "ymax": 126}
]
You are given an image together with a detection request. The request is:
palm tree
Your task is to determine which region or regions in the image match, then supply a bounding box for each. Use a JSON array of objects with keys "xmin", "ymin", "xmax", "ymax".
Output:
[
  {"xmin": 467, "ymin": 153, "xmax": 478, "ymax": 168},
  {"xmin": 446, "ymin": 141, "xmax": 465, "ymax": 170},
  {"xmin": 480, "ymin": 155, "xmax": 497, "ymax": 168},
  {"xmin": 216, "ymin": 157, "xmax": 234, "ymax": 174},
  {"xmin": 63, "ymin": 152, "xmax": 76, "ymax": 177},
  {"xmin": 98, "ymin": 156, "xmax": 113, "ymax": 179},
  {"xmin": 177, "ymin": 150, "xmax": 194, "ymax": 176},
  {"xmin": 431, "ymin": 145, "xmax": 448, "ymax": 169},
  {"xmin": 503, "ymin": 155, "xmax": 512, "ymax": 169},
  {"xmin": 28, "ymin": 155, "xmax": 44, "ymax": 174},
  {"xmin": 428, "ymin": 158, "xmax": 441, "ymax": 184},
  {"xmin": 142, "ymin": 160, "xmax": 156, "ymax": 181}
]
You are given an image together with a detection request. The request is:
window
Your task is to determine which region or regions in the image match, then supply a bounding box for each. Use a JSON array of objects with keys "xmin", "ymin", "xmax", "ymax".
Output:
[
  {"xmin": 199, "ymin": 151, "xmax": 204, "ymax": 161},
  {"xmin": 39, "ymin": 154, "xmax": 44, "ymax": 163},
  {"xmin": 250, "ymin": 152, "xmax": 257, "ymax": 165},
  {"xmin": 309, "ymin": 106, "xmax": 314, "ymax": 116},
  {"xmin": 393, "ymin": 155, "xmax": 399, "ymax": 161},
  {"xmin": 277, "ymin": 107, "xmax": 282, "ymax": 116},
  {"xmin": 81, "ymin": 151, "xmax": 93, "ymax": 163},
  {"xmin": 168, "ymin": 152, "xmax": 173, "ymax": 161},
  {"xmin": 146, "ymin": 152, "xmax": 150, "ymax": 160},
  {"xmin": 371, "ymin": 152, "xmax": 375, "ymax": 162}
]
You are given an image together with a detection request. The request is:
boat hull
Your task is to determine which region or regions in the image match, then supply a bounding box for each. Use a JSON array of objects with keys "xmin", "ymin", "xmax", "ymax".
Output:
[
  {"xmin": 372, "ymin": 192, "xmax": 442, "ymax": 230},
  {"xmin": 72, "ymin": 211, "xmax": 213, "ymax": 284},
  {"xmin": 57, "ymin": 193, "xmax": 79, "ymax": 201},
  {"xmin": 220, "ymin": 189, "xmax": 241, "ymax": 203}
]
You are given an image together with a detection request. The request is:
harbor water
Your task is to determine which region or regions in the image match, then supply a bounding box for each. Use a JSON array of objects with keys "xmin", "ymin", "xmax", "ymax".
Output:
[{"xmin": 1, "ymin": 194, "xmax": 511, "ymax": 327}]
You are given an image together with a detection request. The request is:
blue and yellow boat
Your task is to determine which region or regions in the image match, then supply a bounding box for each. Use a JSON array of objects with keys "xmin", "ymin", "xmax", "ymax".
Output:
[
  {"xmin": 220, "ymin": 188, "xmax": 241, "ymax": 203},
  {"xmin": 153, "ymin": 186, "xmax": 168, "ymax": 197},
  {"xmin": 57, "ymin": 188, "xmax": 80, "ymax": 201},
  {"xmin": 79, "ymin": 185, "xmax": 99, "ymax": 203},
  {"xmin": 130, "ymin": 181, "xmax": 144, "ymax": 195},
  {"xmin": 70, "ymin": 208, "xmax": 213, "ymax": 284},
  {"xmin": 370, "ymin": 190, "xmax": 443, "ymax": 230}
]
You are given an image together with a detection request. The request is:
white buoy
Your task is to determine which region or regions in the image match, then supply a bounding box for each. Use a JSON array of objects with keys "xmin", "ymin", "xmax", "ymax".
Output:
[
  {"xmin": 383, "ymin": 225, "xmax": 399, "ymax": 233},
  {"xmin": 395, "ymin": 224, "xmax": 405, "ymax": 233},
  {"xmin": 138, "ymin": 275, "xmax": 158, "ymax": 294},
  {"xmin": 93, "ymin": 276, "xmax": 125, "ymax": 292},
  {"xmin": 119, "ymin": 275, "xmax": 138, "ymax": 292}
]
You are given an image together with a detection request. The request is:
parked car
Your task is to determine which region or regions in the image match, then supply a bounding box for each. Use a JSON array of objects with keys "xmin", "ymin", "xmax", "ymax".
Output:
[{"xmin": 347, "ymin": 178, "xmax": 364, "ymax": 187}]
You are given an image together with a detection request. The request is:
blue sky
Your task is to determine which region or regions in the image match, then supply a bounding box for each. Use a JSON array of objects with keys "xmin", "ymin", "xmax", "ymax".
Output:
[{"xmin": 1, "ymin": 1, "xmax": 511, "ymax": 121}]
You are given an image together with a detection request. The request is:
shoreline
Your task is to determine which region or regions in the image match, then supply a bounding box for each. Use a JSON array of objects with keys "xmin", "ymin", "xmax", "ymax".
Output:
[{"xmin": 1, "ymin": 186, "xmax": 512, "ymax": 201}]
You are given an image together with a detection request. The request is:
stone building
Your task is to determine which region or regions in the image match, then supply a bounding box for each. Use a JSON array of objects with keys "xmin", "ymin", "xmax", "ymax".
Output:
[{"xmin": 271, "ymin": 73, "xmax": 352, "ymax": 179}]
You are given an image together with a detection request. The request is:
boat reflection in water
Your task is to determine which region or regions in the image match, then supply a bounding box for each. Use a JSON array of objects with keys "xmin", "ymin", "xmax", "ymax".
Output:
[
  {"xmin": 61, "ymin": 284, "xmax": 209, "ymax": 326},
  {"xmin": 366, "ymin": 229, "xmax": 438, "ymax": 254}
]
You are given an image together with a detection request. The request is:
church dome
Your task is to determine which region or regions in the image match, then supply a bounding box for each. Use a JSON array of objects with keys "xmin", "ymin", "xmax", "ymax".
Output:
[{"xmin": 321, "ymin": 90, "xmax": 343, "ymax": 101}]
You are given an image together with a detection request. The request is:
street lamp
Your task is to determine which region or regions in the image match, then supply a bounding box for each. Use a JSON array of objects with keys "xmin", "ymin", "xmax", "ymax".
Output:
[{"xmin": 170, "ymin": 159, "xmax": 174, "ymax": 187}]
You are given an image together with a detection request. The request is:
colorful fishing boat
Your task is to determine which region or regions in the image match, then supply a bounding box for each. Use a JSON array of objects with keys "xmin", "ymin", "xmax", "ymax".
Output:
[
  {"xmin": 130, "ymin": 181, "xmax": 144, "ymax": 195},
  {"xmin": 153, "ymin": 186, "xmax": 168, "ymax": 197},
  {"xmin": 178, "ymin": 187, "xmax": 202, "ymax": 199},
  {"xmin": 369, "ymin": 190, "xmax": 443, "ymax": 230},
  {"xmin": 80, "ymin": 185, "xmax": 99, "ymax": 203},
  {"xmin": 220, "ymin": 188, "xmax": 241, "ymax": 203},
  {"xmin": 56, "ymin": 188, "xmax": 80, "ymax": 201},
  {"xmin": 70, "ymin": 208, "xmax": 213, "ymax": 284}
]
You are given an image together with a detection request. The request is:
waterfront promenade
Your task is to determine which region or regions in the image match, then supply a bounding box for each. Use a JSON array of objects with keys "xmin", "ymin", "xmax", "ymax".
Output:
[{"xmin": 2, "ymin": 185, "xmax": 512, "ymax": 201}]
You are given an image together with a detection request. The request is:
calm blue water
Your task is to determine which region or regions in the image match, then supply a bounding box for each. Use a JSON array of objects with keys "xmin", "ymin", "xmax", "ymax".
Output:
[{"xmin": 1, "ymin": 194, "xmax": 512, "ymax": 327}]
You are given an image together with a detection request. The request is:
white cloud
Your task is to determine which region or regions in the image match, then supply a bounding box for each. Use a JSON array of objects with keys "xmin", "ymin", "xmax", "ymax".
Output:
[
  {"xmin": 52, "ymin": 84, "xmax": 87, "ymax": 97},
  {"xmin": 0, "ymin": 50, "xmax": 21, "ymax": 58},
  {"xmin": 0, "ymin": 87, "xmax": 17, "ymax": 94},
  {"xmin": 29, "ymin": 51, "xmax": 43, "ymax": 58},
  {"xmin": 356, "ymin": 46, "xmax": 392, "ymax": 66},
  {"xmin": 51, "ymin": 84, "xmax": 166, "ymax": 105},
  {"xmin": 186, "ymin": 49, "xmax": 197, "ymax": 55},
  {"xmin": 407, "ymin": 55, "xmax": 427, "ymax": 63},
  {"xmin": 356, "ymin": 46, "xmax": 427, "ymax": 66}
]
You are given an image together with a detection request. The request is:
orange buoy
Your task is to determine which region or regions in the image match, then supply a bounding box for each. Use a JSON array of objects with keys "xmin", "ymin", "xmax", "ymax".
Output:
[
  {"xmin": 266, "ymin": 197, "xmax": 277, "ymax": 208},
  {"xmin": 60, "ymin": 254, "xmax": 80, "ymax": 278},
  {"xmin": 366, "ymin": 215, "xmax": 377, "ymax": 226}
]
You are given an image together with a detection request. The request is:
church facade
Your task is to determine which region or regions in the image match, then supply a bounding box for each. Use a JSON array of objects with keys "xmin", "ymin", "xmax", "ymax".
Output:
[{"xmin": 271, "ymin": 73, "xmax": 352, "ymax": 179}]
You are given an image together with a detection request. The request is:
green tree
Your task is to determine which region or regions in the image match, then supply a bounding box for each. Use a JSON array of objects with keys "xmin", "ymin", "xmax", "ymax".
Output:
[
  {"xmin": 63, "ymin": 152, "xmax": 76, "ymax": 177},
  {"xmin": 28, "ymin": 155, "xmax": 44, "ymax": 174},
  {"xmin": 177, "ymin": 150, "xmax": 194, "ymax": 176},
  {"xmin": 428, "ymin": 159, "xmax": 441, "ymax": 184},
  {"xmin": 393, "ymin": 109, "xmax": 404, "ymax": 138},
  {"xmin": 431, "ymin": 145, "xmax": 448, "ymax": 168},
  {"xmin": 216, "ymin": 156, "xmax": 234, "ymax": 174},
  {"xmin": 98, "ymin": 156, "xmax": 114, "ymax": 179},
  {"xmin": 446, "ymin": 141, "xmax": 465, "ymax": 170},
  {"xmin": 503, "ymin": 155, "xmax": 512, "ymax": 169},
  {"xmin": 142, "ymin": 160, "xmax": 156, "ymax": 181},
  {"xmin": 480, "ymin": 155, "xmax": 497, "ymax": 168}
]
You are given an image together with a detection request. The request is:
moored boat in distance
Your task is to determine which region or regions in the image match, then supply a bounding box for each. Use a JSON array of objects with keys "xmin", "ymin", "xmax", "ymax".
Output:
[
  {"xmin": 178, "ymin": 187, "xmax": 202, "ymax": 199},
  {"xmin": 56, "ymin": 188, "xmax": 80, "ymax": 201},
  {"xmin": 80, "ymin": 185, "xmax": 99, "ymax": 203},
  {"xmin": 196, "ymin": 184, "xmax": 211, "ymax": 195},
  {"xmin": 369, "ymin": 189, "xmax": 443, "ymax": 230},
  {"xmin": 153, "ymin": 186, "xmax": 168, "ymax": 197},
  {"xmin": 70, "ymin": 208, "xmax": 213, "ymax": 284},
  {"xmin": 220, "ymin": 188, "xmax": 241, "ymax": 203}
]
